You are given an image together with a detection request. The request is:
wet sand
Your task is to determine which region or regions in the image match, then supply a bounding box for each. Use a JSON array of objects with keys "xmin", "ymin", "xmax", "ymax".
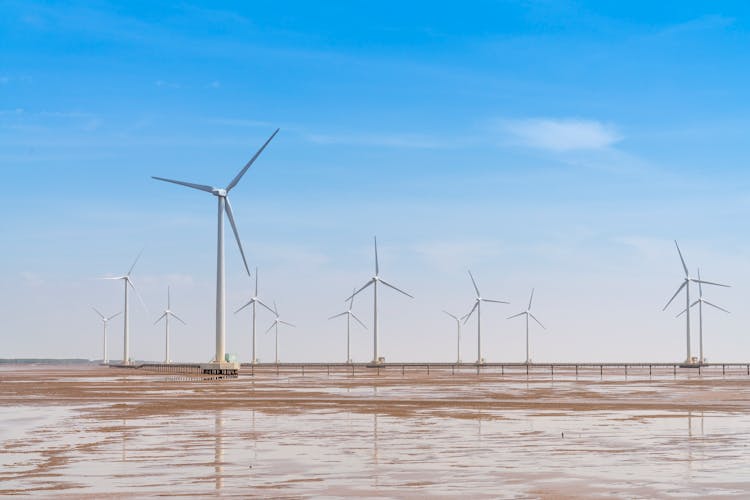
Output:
[{"xmin": 1, "ymin": 365, "xmax": 750, "ymax": 497}]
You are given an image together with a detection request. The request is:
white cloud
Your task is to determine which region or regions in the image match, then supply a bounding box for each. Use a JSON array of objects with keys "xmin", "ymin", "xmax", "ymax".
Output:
[{"xmin": 498, "ymin": 118, "xmax": 621, "ymax": 152}]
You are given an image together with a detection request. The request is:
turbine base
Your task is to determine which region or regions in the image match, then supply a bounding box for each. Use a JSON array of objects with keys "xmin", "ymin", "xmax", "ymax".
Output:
[{"xmin": 201, "ymin": 362, "xmax": 239, "ymax": 377}]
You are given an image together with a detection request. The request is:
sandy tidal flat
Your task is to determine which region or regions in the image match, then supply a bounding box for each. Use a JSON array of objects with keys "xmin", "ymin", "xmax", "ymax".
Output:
[{"xmin": 1, "ymin": 365, "xmax": 750, "ymax": 498}]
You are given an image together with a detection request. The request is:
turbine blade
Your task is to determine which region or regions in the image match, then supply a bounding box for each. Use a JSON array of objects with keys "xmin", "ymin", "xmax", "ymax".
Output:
[
  {"xmin": 482, "ymin": 298, "xmax": 509, "ymax": 304},
  {"xmin": 529, "ymin": 312, "xmax": 545, "ymax": 329},
  {"xmin": 279, "ymin": 320, "xmax": 295, "ymax": 327},
  {"xmin": 507, "ymin": 311, "xmax": 526, "ymax": 320},
  {"xmin": 167, "ymin": 286, "xmax": 171, "ymax": 309},
  {"xmin": 463, "ymin": 301, "xmax": 478, "ymax": 324},
  {"xmin": 154, "ymin": 312, "xmax": 167, "ymax": 325},
  {"xmin": 662, "ymin": 281, "xmax": 686, "ymax": 310},
  {"xmin": 349, "ymin": 287, "xmax": 356, "ymax": 309},
  {"xmin": 379, "ymin": 278, "xmax": 414, "ymax": 298},
  {"xmin": 350, "ymin": 312, "xmax": 367, "ymax": 329},
  {"xmin": 674, "ymin": 240, "xmax": 689, "ymax": 276},
  {"xmin": 345, "ymin": 280, "xmax": 373, "ymax": 302},
  {"xmin": 467, "ymin": 270, "xmax": 480, "ymax": 297},
  {"xmin": 693, "ymin": 279, "xmax": 730, "ymax": 288},
  {"xmin": 128, "ymin": 279, "xmax": 150, "ymax": 313},
  {"xmin": 703, "ymin": 300, "xmax": 730, "ymax": 314},
  {"xmin": 226, "ymin": 128, "xmax": 280, "ymax": 191},
  {"xmin": 256, "ymin": 298, "xmax": 276, "ymax": 315},
  {"xmin": 171, "ymin": 312, "xmax": 187, "ymax": 325},
  {"xmin": 374, "ymin": 236, "xmax": 379, "ymax": 275},
  {"xmin": 528, "ymin": 288, "xmax": 535, "ymax": 310},
  {"xmin": 107, "ymin": 311, "xmax": 122, "ymax": 321},
  {"xmin": 675, "ymin": 308, "xmax": 687, "ymax": 318},
  {"xmin": 328, "ymin": 311, "xmax": 348, "ymax": 320},
  {"xmin": 265, "ymin": 321, "xmax": 276, "ymax": 334},
  {"xmin": 273, "ymin": 300, "xmax": 279, "ymax": 316},
  {"xmin": 127, "ymin": 249, "xmax": 144, "ymax": 276},
  {"xmin": 254, "ymin": 267, "xmax": 259, "ymax": 296},
  {"xmin": 152, "ymin": 176, "xmax": 214, "ymax": 193},
  {"xmin": 92, "ymin": 307, "xmax": 105, "ymax": 320},
  {"xmin": 442, "ymin": 310, "xmax": 458, "ymax": 320},
  {"xmin": 235, "ymin": 299, "xmax": 253, "ymax": 314},
  {"xmin": 697, "ymin": 268, "xmax": 703, "ymax": 297},
  {"xmin": 224, "ymin": 198, "xmax": 251, "ymax": 276}
]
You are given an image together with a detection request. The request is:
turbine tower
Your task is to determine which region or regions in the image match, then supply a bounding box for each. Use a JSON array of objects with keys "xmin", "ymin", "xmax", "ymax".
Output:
[
  {"xmin": 152, "ymin": 128, "xmax": 279, "ymax": 364},
  {"xmin": 92, "ymin": 308, "xmax": 121, "ymax": 364},
  {"xmin": 347, "ymin": 237, "xmax": 413, "ymax": 364},
  {"xmin": 330, "ymin": 288, "xmax": 367, "ymax": 363},
  {"xmin": 507, "ymin": 288, "xmax": 545, "ymax": 364},
  {"xmin": 463, "ymin": 270, "xmax": 508, "ymax": 365},
  {"xmin": 266, "ymin": 301, "xmax": 295, "ymax": 364},
  {"xmin": 663, "ymin": 241, "xmax": 729, "ymax": 364},
  {"xmin": 676, "ymin": 268, "xmax": 729, "ymax": 364},
  {"xmin": 442, "ymin": 310, "xmax": 463, "ymax": 364},
  {"xmin": 235, "ymin": 268, "xmax": 275, "ymax": 364},
  {"xmin": 104, "ymin": 251, "xmax": 147, "ymax": 365},
  {"xmin": 154, "ymin": 286, "xmax": 187, "ymax": 363}
]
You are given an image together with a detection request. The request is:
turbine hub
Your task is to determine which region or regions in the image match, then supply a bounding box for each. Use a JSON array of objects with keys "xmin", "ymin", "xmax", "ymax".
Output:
[{"xmin": 213, "ymin": 188, "xmax": 227, "ymax": 197}]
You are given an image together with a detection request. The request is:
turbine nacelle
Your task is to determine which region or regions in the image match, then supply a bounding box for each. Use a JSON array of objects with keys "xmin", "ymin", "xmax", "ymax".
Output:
[{"xmin": 212, "ymin": 188, "xmax": 227, "ymax": 197}]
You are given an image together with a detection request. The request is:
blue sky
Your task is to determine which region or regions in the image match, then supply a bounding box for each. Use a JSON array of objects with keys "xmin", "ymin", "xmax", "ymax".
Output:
[{"xmin": 2, "ymin": 1, "xmax": 750, "ymax": 362}]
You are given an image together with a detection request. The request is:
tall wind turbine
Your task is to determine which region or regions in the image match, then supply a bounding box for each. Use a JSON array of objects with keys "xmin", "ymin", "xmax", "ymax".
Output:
[
  {"xmin": 347, "ymin": 237, "xmax": 413, "ymax": 364},
  {"xmin": 266, "ymin": 301, "xmax": 295, "ymax": 364},
  {"xmin": 104, "ymin": 251, "xmax": 147, "ymax": 365},
  {"xmin": 663, "ymin": 241, "xmax": 729, "ymax": 364},
  {"xmin": 330, "ymin": 288, "xmax": 367, "ymax": 363},
  {"xmin": 507, "ymin": 288, "xmax": 545, "ymax": 364},
  {"xmin": 463, "ymin": 270, "xmax": 508, "ymax": 364},
  {"xmin": 92, "ymin": 308, "xmax": 121, "ymax": 364},
  {"xmin": 235, "ymin": 267, "xmax": 275, "ymax": 364},
  {"xmin": 676, "ymin": 268, "xmax": 729, "ymax": 364},
  {"xmin": 152, "ymin": 128, "xmax": 279, "ymax": 364},
  {"xmin": 442, "ymin": 310, "xmax": 463, "ymax": 364},
  {"xmin": 154, "ymin": 286, "xmax": 186, "ymax": 363}
]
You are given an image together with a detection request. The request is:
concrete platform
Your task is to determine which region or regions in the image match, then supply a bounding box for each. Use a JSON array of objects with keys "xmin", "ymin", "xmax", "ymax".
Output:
[{"xmin": 200, "ymin": 362, "xmax": 240, "ymax": 377}]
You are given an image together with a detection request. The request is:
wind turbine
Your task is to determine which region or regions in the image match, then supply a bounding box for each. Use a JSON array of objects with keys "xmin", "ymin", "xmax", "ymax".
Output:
[
  {"xmin": 676, "ymin": 268, "xmax": 729, "ymax": 364},
  {"xmin": 347, "ymin": 237, "xmax": 413, "ymax": 364},
  {"xmin": 663, "ymin": 241, "xmax": 729, "ymax": 364},
  {"xmin": 235, "ymin": 267, "xmax": 275, "ymax": 364},
  {"xmin": 330, "ymin": 288, "xmax": 367, "ymax": 363},
  {"xmin": 463, "ymin": 270, "xmax": 508, "ymax": 365},
  {"xmin": 152, "ymin": 128, "xmax": 279, "ymax": 364},
  {"xmin": 104, "ymin": 251, "xmax": 147, "ymax": 365},
  {"xmin": 442, "ymin": 310, "xmax": 463, "ymax": 364},
  {"xmin": 154, "ymin": 286, "xmax": 186, "ymax": 363},
  {"xmin": 507, "ymin": 289, "xmax": 545, "ymax": 364},
  {"xmin": 266, "ymin": 301, "xmax": 295, "ymax": 364},
  {"xmin": 92, "ymin": 308, "xmax": 121, "ymax": 364}
]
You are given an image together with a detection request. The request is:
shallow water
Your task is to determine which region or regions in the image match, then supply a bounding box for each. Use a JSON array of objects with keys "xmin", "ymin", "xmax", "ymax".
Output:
[{"xmin": 1, "ymin": 366, "xmax": 750, "ymax": 497}]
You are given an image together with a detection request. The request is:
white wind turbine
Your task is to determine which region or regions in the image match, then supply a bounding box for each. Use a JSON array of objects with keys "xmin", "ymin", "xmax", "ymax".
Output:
[
  {"xmin": 152, "ymin": 128, "xmax": 278, "ymax": 364},
  {"xmin": 442, "ymin": 310, "xmax": 464, "ymax": 364},
  {"xmin": 507, "ymin": 288, "xmax": 545, "ymax": 364},
  {"xmin": 330, "ymin": 288, "xmax": 367, "ymax": 363},
  {"xmin": 154, "ymin": 286, "xmax": 186, "ymax": 363},
  {"xmin": 463, "ymin": 270, "xmax": 508, "ymax": 365},
  {"xmin": 104, "ymin": 251, "xmax": 147, "ymax": 365},
  {"xmin": 92, "ymin": 308, "xmax": 121, "ymax": 364},
  {"xmin": 347, "ymin": 237, "xmax": 413, "ymax": 364},
  {"xmin": 663, "ymin": 241, "xmax": 729, "ymax": 364},
  {"xmin": 266, "ymin": 301, "xmax": 295, "ymax": 364},
  {"xmin": 676, "ymin": 268, "xmax": 730, "ymax": 364},
  {"xmin": 235, "ymin": 267, "xmax": 275, "ymax": 364}
]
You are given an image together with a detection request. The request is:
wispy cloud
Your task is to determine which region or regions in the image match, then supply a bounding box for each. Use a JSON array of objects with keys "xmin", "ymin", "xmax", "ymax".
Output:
[
  {"xmin": 305, "ymin": 132, "xmax": 455, "ymax": 149},
  {"xmin": 155, "ymin": 80, "xmax": 181, "ymax": 89},
  {"xmin": 496, "ymin": 118, "xmax": 621, "ymax": 152}
]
